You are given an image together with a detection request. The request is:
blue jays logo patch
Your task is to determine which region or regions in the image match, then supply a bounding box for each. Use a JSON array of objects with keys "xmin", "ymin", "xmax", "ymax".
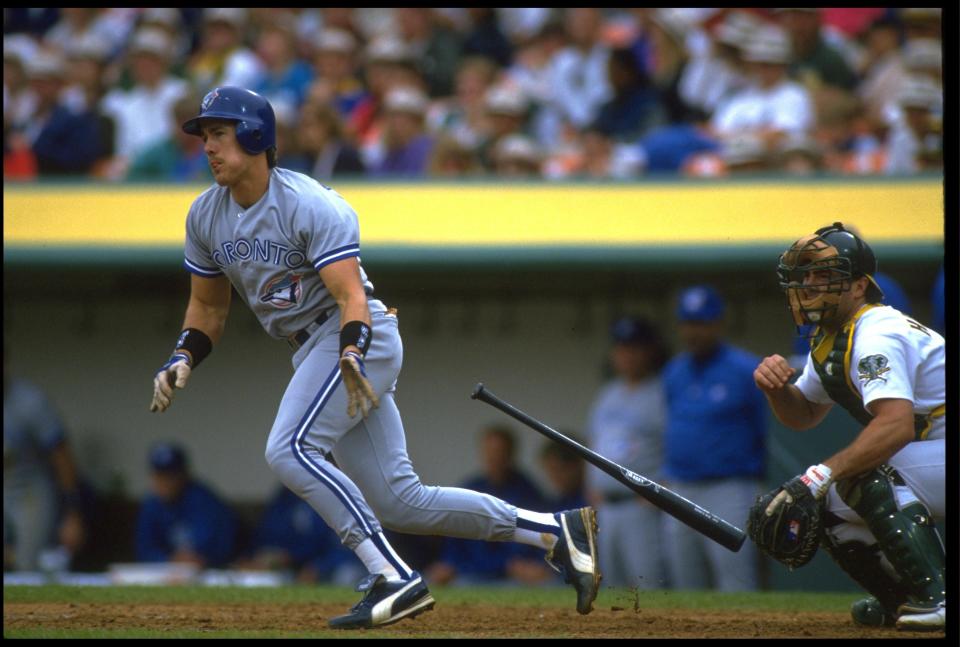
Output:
[
  {"xmin": 201, "ymin": 88, "xmax": 219, "ymax": 111},
  {"xmin": 857, "ymin": 355, "xmax": 890, "ymax": 385},
  {"xmin": 260, "ymin": 272, "xmax": 302, "ymax": 309}
]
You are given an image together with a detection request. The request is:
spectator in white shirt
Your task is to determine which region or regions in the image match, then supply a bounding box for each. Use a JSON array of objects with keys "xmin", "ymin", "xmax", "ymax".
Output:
[
  {"xmin": 545, "ymin": 9, "xmax": 612, "ymax": 144},
  {"xmin": 100, "ymin": 28, "xmax": 189, "ymax": 174},
  {"xmin": 710, "ymin": 27, "xmax": 814, "ymax": 158},
  {"xmin": 884, "ymin": 76, "xmax": 942, "ymax": 176}
]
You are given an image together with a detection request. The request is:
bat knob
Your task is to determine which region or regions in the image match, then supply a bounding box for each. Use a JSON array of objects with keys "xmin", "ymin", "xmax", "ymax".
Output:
[{"xmin": 471, "ymin": 383, "xmax": 485, "ymax": 400}]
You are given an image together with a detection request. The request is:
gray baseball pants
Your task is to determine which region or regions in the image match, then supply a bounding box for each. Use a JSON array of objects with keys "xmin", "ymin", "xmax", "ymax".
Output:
[{"xmin": 264, "ymin": 301, "xmax": 518, "ymax": 566}]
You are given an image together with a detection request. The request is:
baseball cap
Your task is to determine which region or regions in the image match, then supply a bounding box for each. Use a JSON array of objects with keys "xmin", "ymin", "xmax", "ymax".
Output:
[
  {"xmin": 366, "ymin": 36, "xmax": 416, "ymax": 65},
  {"xmin": 383, "ymin": 86, "xmax": 429, "ymax": 115},
  {"xmin": 129, "ymin": 28, "xmax": 172, "ymax": 59},
  {"xmin": 677, "ymin": 285, "xmax": 726, "ymax": 322},
  {"xmin": 610, "ymin": 316, "xmax": 661, "ymax": 346},
  {"xmin": 316, "ymin": 28, "xmax": 357, "ymax": 54},
  {"xmin": 494, "ymin": 134, "xmax": 541, "ymax": 164},
  {"xmin": 25, "ymin": 51, "xmax": 66, "ymax": 80},
  {"xmin": 204, "ymin": 7, "xmax": 247, "ymax": 30},
  {"xmin": 742, "ymin": 26, "xmax": 791, "ymax": 64},
  {"xmin": 484, "ymin": 86, "xmax": 529, "ymax": 116},
  {"xmin": 149, "ymin": 442, "xmax": 188, "ymax": 473}
]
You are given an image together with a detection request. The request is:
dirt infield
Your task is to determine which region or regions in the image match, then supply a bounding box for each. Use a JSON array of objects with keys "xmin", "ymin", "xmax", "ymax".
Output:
[{"xmin": 3, "ymin": 600, "xmax": 944, "ymax": 638}]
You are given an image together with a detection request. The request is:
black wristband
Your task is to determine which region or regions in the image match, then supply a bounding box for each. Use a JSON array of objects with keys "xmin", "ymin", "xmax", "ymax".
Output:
[
  {"xmin": 175, "ymin": 328, "xmax": 213, "ymax": 367},
  {"xmin": 340, "ymin": 321, "xmax": 372, "ymax": 356}
]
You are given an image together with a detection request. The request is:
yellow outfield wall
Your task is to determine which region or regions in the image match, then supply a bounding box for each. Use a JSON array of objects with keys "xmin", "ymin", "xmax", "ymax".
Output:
[{"xmin": 3, "ymin": 180, "xmax": 943, "ymax": 249}]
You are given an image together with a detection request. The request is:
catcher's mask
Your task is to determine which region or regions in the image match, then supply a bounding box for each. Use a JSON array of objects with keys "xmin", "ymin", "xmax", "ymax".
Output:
[{"xmin": 777, "ymin": 222, "xmax": 883, "ymax": 333}]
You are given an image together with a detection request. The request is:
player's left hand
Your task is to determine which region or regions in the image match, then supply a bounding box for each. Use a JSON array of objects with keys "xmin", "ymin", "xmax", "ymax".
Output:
[
  {"xmin": 339, "ymin": 351, "xmax": 379, "ymax": 418},
  {"xmin": 150, "ymin": 353, "xmax": 192, "ymax": 413},
  {"xmin": 765, "ymin": 464, "xmax": 833, "ymax": 516}
]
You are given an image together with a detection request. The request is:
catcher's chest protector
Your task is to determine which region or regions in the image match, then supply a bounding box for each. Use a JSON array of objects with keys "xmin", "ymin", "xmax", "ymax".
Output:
[{"xmin": 810, "ymin": 305, "xmax": 937, "ymax": 440}]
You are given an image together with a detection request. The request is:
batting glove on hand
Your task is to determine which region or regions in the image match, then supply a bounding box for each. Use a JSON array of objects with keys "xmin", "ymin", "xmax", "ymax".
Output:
[
  {"xmin": 339, "ymin": 351, "xmax": 379, "ymax": 418},
  {"xmin": 150, "ymin": 353, "xmax": 192, "ymax": 413}
]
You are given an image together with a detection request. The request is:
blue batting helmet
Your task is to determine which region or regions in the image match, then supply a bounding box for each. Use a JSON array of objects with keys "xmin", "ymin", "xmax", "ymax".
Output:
[{"xmin": 182, "ymin": 86, "xmax": 276, "ymax": 155}]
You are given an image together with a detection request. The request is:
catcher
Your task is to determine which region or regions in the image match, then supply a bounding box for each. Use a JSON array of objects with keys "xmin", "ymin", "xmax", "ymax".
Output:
[{"xmin": 749, "ymin": 222, "xmax": 945, "ymax": 631}]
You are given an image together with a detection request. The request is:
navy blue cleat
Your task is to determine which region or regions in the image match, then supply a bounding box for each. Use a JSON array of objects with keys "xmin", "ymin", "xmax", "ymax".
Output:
[
  {"xmin": 328, "ymin": 571, "xmax": 435, "ymax": 630},
  {"xmin": 545, "ymin": 507, "xmax": 601, "ymax": 615}
]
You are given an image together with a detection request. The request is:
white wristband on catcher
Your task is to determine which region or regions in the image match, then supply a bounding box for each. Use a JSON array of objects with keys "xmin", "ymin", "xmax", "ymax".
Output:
[{"xmin": 800, "ymin": 464, "xmax": 833, "ymax": 499}]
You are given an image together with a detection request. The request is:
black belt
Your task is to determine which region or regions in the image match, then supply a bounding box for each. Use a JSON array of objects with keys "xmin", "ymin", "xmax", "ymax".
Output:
[{"xmin": 287, "ymin": 309, "xmax": 333, "ymax": 350}]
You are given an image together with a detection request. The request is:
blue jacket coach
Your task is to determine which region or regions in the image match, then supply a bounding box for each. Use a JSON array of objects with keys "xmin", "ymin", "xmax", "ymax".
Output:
[{"xmin": 661, "ymin": 285, "xmax": 767, "ymax": 591}]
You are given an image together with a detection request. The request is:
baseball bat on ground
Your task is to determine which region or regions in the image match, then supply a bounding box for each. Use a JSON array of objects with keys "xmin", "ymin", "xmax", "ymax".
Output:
[{"xmin": 471, "ymin": 383, "xmax": 746, "ymax": 553}]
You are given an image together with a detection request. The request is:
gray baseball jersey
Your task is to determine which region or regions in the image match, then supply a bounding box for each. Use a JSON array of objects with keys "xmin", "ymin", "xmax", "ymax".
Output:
[
  {"xmin": 183, "ymin": 167, "xmax": 524, "ymax": 577},
  {"xmin": 183, "ymin": 167, "xmax": 373, "ymax": 339}
]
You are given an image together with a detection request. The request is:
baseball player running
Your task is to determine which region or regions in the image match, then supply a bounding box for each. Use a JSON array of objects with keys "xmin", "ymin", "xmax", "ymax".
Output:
[
  {"xmin": 749, "ymin": 222, "xmax": 945, "ymax": 631},
  {"xmin": 148, "ymin": 87, "xmax": 600, "ymax": 629}
]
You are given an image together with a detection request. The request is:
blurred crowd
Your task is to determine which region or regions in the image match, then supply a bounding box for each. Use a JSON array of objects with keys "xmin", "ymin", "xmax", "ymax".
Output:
[{"xmin": 3, "ymin": 7, "xmax": 943, "ymax": 182}]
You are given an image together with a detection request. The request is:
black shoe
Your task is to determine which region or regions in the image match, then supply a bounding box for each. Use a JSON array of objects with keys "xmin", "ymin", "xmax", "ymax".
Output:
[
  {"xmin": 328, "ymin": 571, "xmax": 435, "ymax": 630},
  {"xmin": 545, "ymin": 507, "xmax": 601, "ymax": 615}
]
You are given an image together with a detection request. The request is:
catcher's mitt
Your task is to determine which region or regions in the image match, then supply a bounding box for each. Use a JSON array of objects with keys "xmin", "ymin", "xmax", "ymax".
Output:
[{"xmin": 747, "ymin": 476, "xmax": 824, "ymax": 570}]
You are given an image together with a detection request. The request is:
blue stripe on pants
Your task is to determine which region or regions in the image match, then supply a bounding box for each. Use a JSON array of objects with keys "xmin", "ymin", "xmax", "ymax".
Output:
[{"xmin": 289, "ymin": 359, "xmax": 410, "ymax": 578}]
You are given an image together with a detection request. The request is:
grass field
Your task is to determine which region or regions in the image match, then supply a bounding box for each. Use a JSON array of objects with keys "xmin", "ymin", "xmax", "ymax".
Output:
[{"xmin": 5, "ymin": 584, "xmax": 919, "ymax": 639}]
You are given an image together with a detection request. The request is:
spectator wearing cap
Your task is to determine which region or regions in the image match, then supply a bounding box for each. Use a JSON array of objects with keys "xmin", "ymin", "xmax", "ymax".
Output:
[
  {"xmin": 307, "ymin": 29, "xmax": 368, "ymax": 120},
  {"xmin": 187, "ymin": 8, "xmax": 265, "ymax": 93},
  {"xmin": 544, "ymin": 9, "xmax": 613, "ymax": 147},
  {"xmin": 100, "ymin": 28, "xmax": 190, "ymax": 174},
  {"xmin": 395, "ymin": 8, "xmax": 463, "ymax": 98},
  {"xmin": 18, "ymin": 51, "xmax": 104, "ymax": 176},
  {"xmin": 427, "ymin": 133, "xmax": 483, "ymax": 178},
  {"xmin": 678, "ymin": 10, "xmax": 754, "ymax": 119},
  {"xmin": 126, "ymin": 93, "xmax": 214, "ymax": 182},
  {"xmin": 777, "ymin": 8, "xmax": 858, "ymax": 92},
  {"xmin": 477, "ymin": 84, "xmax": 531, "ymax": 171},
  {"xmin": 295, "ymin": 100, "xmax": 365, "ymax": 180},
  {"xmin": 857, "ymin": 16, "xmax": 908, "ymax": 124},
  {"xmin": 776, "ymin": 132, "xmax": 823, "ymax": 176},
  {"xmin": 370, "ymin": 86, "xmax": 434, "ymax": 177},
  {"xmin": 350, "ymin": 36, "xmax": 426, "ymax": 151},
  {"xmin": 252, "ymin": 18, "xmax": 314, "ymax": 116},
  {"xmin": 138, "ymin": 8, "xmax": 190, "ymax": 64},
  {"xmin": 585, "ymin": 316, "xmax": 670, "ymax": 590},
  {"xmin": 492, "ymin": 134, "xmax": 542, "ymax": 179},
  {"xmin": 661, "ymin": 285, "xmax": 766, "ymax": 592},
  {"xmin": 710, "ymin": 26, "xmax": 814, "ymax": 157},
  {"xmin": 135, "ymin": 442, "xmax": 238, "ymax": 568},
  {"xmin": 427, "ymin": 56, "xmax": 499, "ymax": 154},
  {"xmin": 504, "ymin": 20, "xmax": 568, "ymax": 151},
  {"xmin": 883, "ymin": 76, "xmax": 942, "ymax": 175}
]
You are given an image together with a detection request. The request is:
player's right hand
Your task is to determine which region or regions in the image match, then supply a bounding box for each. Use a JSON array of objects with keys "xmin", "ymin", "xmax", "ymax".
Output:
[
  {"xmin": 150, "ymin": 353, "xmax": 192, "ymax": 413},
  {"xmin": 753, "ymin": 354, "xmax": 796, "ymax": 393},
  {"xmin": 339, "ymin": 351, "xmax": 379, "ymax": 418}
]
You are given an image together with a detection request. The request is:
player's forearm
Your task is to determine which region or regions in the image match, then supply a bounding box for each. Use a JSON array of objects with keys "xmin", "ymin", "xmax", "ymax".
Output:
[
  {"xmin": 764, "ymin": 385, "xmax": 821, "ymax": 430},
  {"xmin": 336, "ymin": 289, "xmax": 371, "ymax": 328},
  {"xmin": 181, "ymin": 298, "xmax": 229, "ymax": 346},
  {"xmin": 824, "ymin": 413, "xmax": 915, "ymax": 482}
]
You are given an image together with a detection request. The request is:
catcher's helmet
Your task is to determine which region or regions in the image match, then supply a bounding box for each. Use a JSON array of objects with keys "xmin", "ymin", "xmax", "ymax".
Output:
[
  {"xmin": 182, "ymin": 86, "xmax": 276, "ymax": 155},
  {"xmin": 777, "ymin": 222, "xmax": 884, "ymax": 328}
]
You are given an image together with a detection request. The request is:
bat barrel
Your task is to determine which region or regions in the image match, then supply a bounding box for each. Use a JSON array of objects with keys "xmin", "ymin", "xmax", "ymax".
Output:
[{"xmin": 472, "ymin": 383, "xmax": 746, "ymax": 553}]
